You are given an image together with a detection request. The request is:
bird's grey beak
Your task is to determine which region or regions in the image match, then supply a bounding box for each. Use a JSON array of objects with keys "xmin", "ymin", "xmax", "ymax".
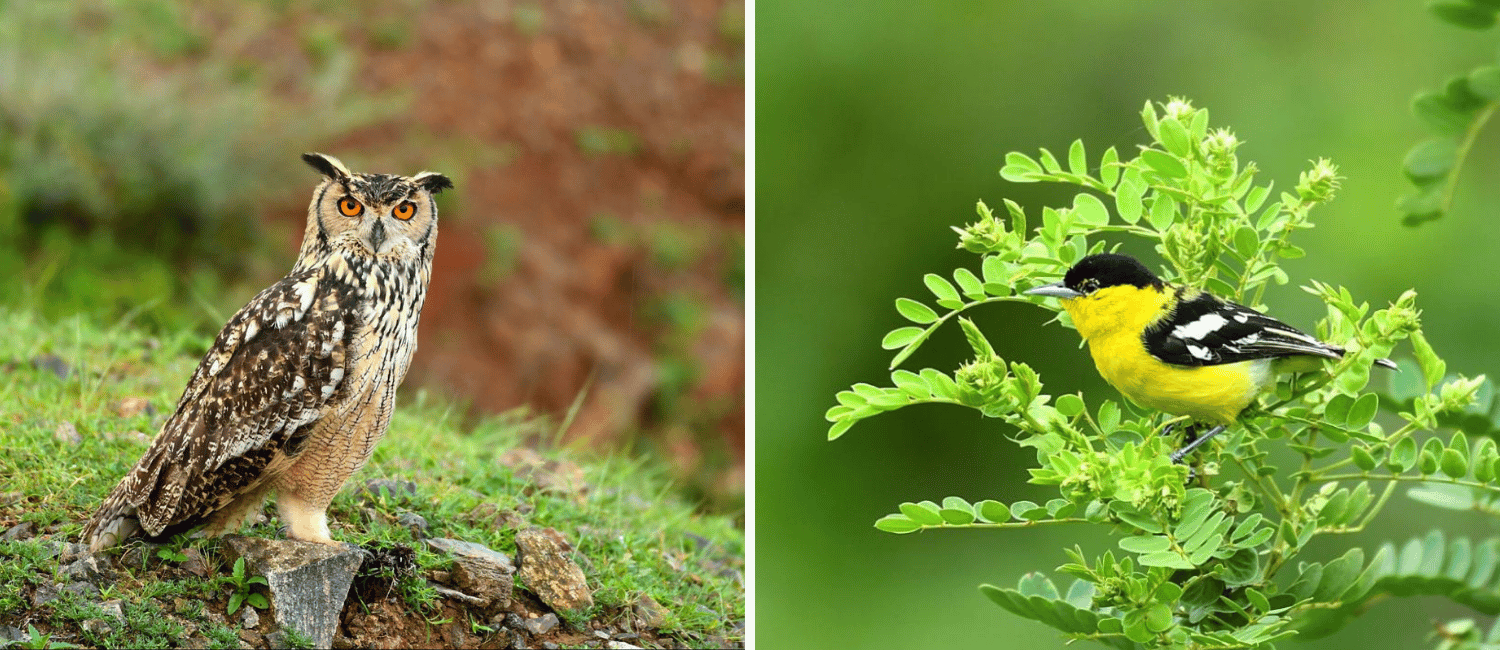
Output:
[{"xmin": 1025, "ymin": 282, "xmax": 1082, "ymax": 299}]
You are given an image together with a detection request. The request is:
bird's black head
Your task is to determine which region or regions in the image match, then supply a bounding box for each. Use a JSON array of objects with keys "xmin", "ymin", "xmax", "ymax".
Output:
[{"xmin": 1063, "ymin": 253, "xmax": 1164, "ymax": 296}]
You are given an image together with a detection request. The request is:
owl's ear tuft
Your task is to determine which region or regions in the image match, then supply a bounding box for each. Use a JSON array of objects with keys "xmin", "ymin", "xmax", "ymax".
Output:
[
  {"xmin": 412, "ymin": 171, "xmax": 453, "ymax": 195},
  {"xmin": 302, "ymin": 153, "xmax": 351, "ymax": 180}
]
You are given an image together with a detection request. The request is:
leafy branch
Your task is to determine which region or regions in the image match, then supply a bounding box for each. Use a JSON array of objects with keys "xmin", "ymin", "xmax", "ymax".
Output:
[{"xmin": 829, "ymin": 97, "xmax": 1497, "ymax": 649}]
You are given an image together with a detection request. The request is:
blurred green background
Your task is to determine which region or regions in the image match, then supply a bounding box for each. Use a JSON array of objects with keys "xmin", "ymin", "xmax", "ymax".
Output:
[{"xmin": 757, "ymin": 1, "xmax": 1500, "ymax": 648}]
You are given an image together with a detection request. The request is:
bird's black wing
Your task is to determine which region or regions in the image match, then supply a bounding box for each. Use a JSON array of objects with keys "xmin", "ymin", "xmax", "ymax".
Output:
[{"xmin": 1143, "ymin": 288, "xmax": 1344, "ymax": 368}]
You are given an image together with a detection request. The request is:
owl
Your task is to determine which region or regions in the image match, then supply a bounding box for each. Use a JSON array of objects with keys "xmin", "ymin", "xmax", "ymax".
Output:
[{"xmin": 83, "ymin": 153, "xmax": 452, "ymax": 551}]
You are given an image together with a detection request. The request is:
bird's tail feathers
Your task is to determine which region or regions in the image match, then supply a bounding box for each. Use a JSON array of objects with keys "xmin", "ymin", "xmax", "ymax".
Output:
[{"xmin": 83, "ymin": 492, "xmax": 142, "ymax": 552}]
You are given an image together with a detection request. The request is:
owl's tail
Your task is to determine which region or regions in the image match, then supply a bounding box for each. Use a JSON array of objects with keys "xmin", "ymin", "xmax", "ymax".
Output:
[{"xmin": 82, "ymin": 488, "xmax": 143, "ymax": 552}]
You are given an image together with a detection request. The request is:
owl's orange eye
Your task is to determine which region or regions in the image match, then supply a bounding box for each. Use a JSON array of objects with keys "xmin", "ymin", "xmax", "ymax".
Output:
[
  {"xmin": 393, "ymin": 201, "xmax": 415, "ymax": 221},
  {"xmin": 337, "ymin": 197, "xmax": 364, "ymax": 217}
]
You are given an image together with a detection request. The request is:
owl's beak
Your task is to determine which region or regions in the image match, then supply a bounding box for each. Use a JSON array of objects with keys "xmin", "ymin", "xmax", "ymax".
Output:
[{"xmin": 369, "ymin": 219, "xmax": 387, "ymax": 251}]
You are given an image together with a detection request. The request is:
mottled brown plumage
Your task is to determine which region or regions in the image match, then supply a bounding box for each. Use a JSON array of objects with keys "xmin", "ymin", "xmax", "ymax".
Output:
[{"xmin": 83, "ymin": 153, "xmax": 452, "ymax": 551}]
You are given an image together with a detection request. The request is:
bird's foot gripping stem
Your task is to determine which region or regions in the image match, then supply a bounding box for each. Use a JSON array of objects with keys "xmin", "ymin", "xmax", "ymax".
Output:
[{"xmin": 1169, "ymin": 424, "xmax": 1227, "ymax": 464}]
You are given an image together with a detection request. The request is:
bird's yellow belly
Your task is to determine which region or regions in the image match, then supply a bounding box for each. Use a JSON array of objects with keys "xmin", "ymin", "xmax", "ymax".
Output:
[{"xmin": 1090, "ymin": 345, "xmax": 1266, "ymax": 425}]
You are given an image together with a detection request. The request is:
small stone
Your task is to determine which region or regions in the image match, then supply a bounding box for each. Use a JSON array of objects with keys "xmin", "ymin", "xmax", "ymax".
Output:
[
  {"xmin": 633, "ymin": 594, "xmax": 667, "ymax": 629},
  {"xmin": 30, "ymin": 583, "xmax": 60, "ymax": 607},
  {"xmin": 179, "ymin": 548, "xmax": 209, "ymax": 577},
  {"xmin": 60, "ymin": 554, "xmax": 110, "ymax": 582},
  {"xmin": 265, "ymin": 630, "xmax": 287, "ymax": 648},
  {"xmin": 593, "ymin": 629, "xmax": 611, "ymax": 639},
  {"xmin": 606, "ymin": 642, "xmax": 642, "ymax": 650},
  {"xmin": 522, "ymin": 613, "xmax": 558, "ymax": 635},
  {"xmin": 1, "ymin": 522, "xmax": 35, "ymax": 541},
  {"xmin": 240, "ymin": 605, "xmax": 260, "ymax": 629},
  {"xmin": 425, "ymin": 538, "xmax": 514, "ymax": 609},
  {"xmin": 238, "ymin": 629, "xmax": 264, "ymax": 647},
  {"xmin": 504, "ymin": 613, "xmax": 525, "ymax": 629},
  {"xmin": 100, "ymin": 599, "xmax": 125, "ymax": 623},
  {"xmin": 431, "ymin": 582, "xmax": 486, "ymax": 607},
  {"xmin": 540, "ymin": 643, "xmax": 560, "ymax": 650},
  {"xmin": 54, "ymin": 421, "xmax": 81, "ymax": 446},
  {"xmin": 509, "ymin": 629, "xmax": 528, "ymax": 649},
  {"xmin": 0, "ymin": 492, "xmax": 22, "ymax": 506},
  {"xmin": 61, "ymin": 581, "xmax": 99, "ymax": 599},
  {"xmin": 395, "ymin": 512, "xmax": 428, "ymax": 537},
  {"xmin": 82, "ymin": 618, "xmax": 113, "ymax": 635},
  {"xmin": 31, "ymin": 354, "xmax": 70, "ymax": 379},
  {"xmin": 515, "ymin": 528, "xmax": 593, "ymax": 613}
]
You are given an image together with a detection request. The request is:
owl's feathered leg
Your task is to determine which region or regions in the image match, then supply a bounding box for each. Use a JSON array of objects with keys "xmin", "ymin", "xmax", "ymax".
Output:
[{"xmin": 274, "ymin": 488, "xmax": 337, "ymax": 545}]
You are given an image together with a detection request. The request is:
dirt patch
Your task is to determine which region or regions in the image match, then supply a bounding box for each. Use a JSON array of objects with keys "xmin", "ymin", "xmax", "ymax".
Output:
[{"xmin": 309, "ymin": 1, "xmax": 745, "ymax": 508}]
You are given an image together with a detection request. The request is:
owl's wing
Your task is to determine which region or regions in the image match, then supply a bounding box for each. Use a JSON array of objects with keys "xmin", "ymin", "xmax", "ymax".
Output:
[{"xmin": 84, "ymin": 269, "xmax": 353, "ymax": 548}]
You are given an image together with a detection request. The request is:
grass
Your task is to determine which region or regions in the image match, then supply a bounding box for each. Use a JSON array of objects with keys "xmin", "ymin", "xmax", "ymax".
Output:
[{"xmin": 0, "ymin": 308, "xmax": 744, "ymax": 648}]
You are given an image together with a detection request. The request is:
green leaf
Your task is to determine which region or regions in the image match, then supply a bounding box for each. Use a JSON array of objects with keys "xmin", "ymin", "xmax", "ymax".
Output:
[
  {"xmin": 1403, "ymin": 138, "xmax": 1459, "ymax": 182},
  {"xmin": 1232, "ymin": 226, "xmax": 1259, "ymax": 260},
  {"xmin": 246, "ymin": 593, "xmax": 269, "ymax": 609},
  {"xmin": 1469, "ymin": 65, "xmax": 1500, "ymax": 99},
  {"xmin": 1038, "ymin": 148, "xmax": 1062, "ymax": 173},
  {"xmin": 1000, "ymin": 151, "xmax": 1043, "ymax": 182},
  {"xmin": 976, "ymin": 500, "xmax": 1011, "ymax": 523},
  {"xmin": 1408, "ymin": 483, "xmax": 1476, "ymax": 511},
  {"xmin": 899, "ymin": 501, "xmax": 944, "ymax": 526},
  {"xmin": 1099, "ymin": 146, "xmax": 1120, "ymax": 188},
  {"xmin": 881, "ymin": 327, "xmax": 923, "ymax": 350},
  {"xmin": 1067, "ymin": 139, "xmax": 1088, "ymax": 176},
  {"xmin": 1428, "ymin": 0, "xmax": 1499, "ymax": 29},
  {"xmin": 1443, "ymin": 445, "xmax": 1472, "ymax": 480},
  {"xmin": 1139, "ymin": 551, "xmax": 1194, "ymax": 570},
  {"xmin": 1348, "ymin": 394, "xmax": 1380, "ymax": 429},
  {"xmin": 924, "ymin": 274, "xmax": 960, "ymax": 303},
  {"xmin": 228, "ymin": 592, "xmax": 244, "ymax": 616},
  {"xmin": 1119, "ymin": 535, "xmax": 1172, "ymax": 554},
  {"xmin": 895, "ymin": 298, "xmax": 939, "ymax": 324},
  {"xmin": 1145, "ymin": 603, "xmax": 1174, "ymax": 633},
  {"xmin": 1351, "ymin": 445, "xmax": 1377, "ymax": 472},
  {"xmin": 1140, "ymin": 149, "xmax": 1188, "ymax": 178},
  {"xmin": 1412, "ymin": 91, "xmax": 1473, "ymax": 136},
  {"xmin": 954, "ymin": 268, "xmax": 984, "ymax": 299},
  {"xmin": 827, "ymin": 419, "xmax": 854, "ymax": 441},
  {"xmin": 1157, "ymin": 117, "xmax": 1193, "ymax": 158},
  {"xmin": 1390, "ymin": 436, "xmax": 1418, "ymax": 472},
  {"xmin": 1072, "ymin": 192, "xmax": 1110, "ymax": 227},
  {"xmin": 1325, "ymin": 394, "xmax": 1354, "ymax": 426},
  {"xmin": 1056, "ymin": 394, "xmax": 1085, "ymax": 417},
  {"xmin": 1147, "ymin": 194, "xmax": 1176, "ymax": 232},
  {"xmin": 1115, "ymin": 174, "xmax": 1144, "ymax": 224},
  {"xmin": 875, "ymin": 515, "xmax": 921, "ymax": 534},
  {"xmin": 940, "ymin": 507, "xmax": 976, "ymax": 525}
]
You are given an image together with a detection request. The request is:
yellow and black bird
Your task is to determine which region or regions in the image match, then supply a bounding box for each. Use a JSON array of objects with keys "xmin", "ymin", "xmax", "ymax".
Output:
[{"xmin": 1025, "ymin": 253, "xmax": 1395, "ymax": 462}]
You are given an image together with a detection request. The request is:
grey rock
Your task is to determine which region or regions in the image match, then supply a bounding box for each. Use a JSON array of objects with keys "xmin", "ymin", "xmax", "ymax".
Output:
[
  {"xmin": 515, "ymin": 528, "xmax": 593, "ymax": 613},
  {"xmin": 395, "ymin": 511, "xmax": 428, "ymax": 537},
  {"xmin": 593, "ymin": 629, "xmax": 611, "ymax": 640},
  {"xmin": 222, "ymin": 536, "xmax": 366, "ymax": 649},
  {"xmin": 31, "ymin": 354, "xmax": 70, "ymax": 378},
  {"xmin": 509, "ymin": 629, "xmax": 529, "ymax": 649},
  {"xmin": 54, "ymin": 421, "xmax": 81, "ymax": 446},
  {"xmin": 30, "ymin": 583, "xmax": 60, "ymax": 607},
  {"xmin": 61, "ymin": 581, "xmax": 99, "ymax": 599},
  {"xmin": 240, "ymin": 605, "xmax": 260, "ymax": 629},
  {"xmin": 521, "ymin": 613, "xmax": 558, "ymax": 635},
  {"xmin": 540, "ymin": 643, "xmax": 560, "ymax": 650},
  {"xmin": 606, "ymin": 642, "xmax": 642, "ymax": 650},
  {"xmin": 1, "ymin": 522, "xmax": 35, "ymax": 541},
  {"xmin": 82, "ymin": 618, "xmax": 114, "ymax": 636},
  {"xmin": 238, "ymin": 629, "xmax": 264, "ymax": 647},
  {"xmin": 425, "ymin": 537, "xmax": 514, "ymax": 609},
  {"xmin": 504, "ymin": 612, "xmax": 526, "ymax": 629},
  {"xmin": 100, "ymin": 599, "xmax": 125, "ymax": 623},
  {"xmin": 60, "ymin": 553, "xmax": 111, "ymax": 582},
  {"xmin": 48, "ymin": 540, "xmax": 86, "ymax": 565}
]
